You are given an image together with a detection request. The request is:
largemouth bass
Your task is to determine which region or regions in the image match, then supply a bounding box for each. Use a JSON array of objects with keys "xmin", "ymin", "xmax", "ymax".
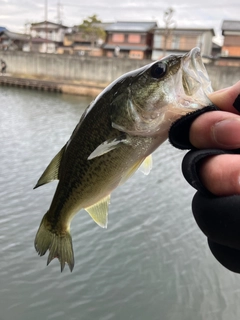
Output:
[{"xmin": 34, "ymin": 47, "xmax": 213, "ymax": 271}]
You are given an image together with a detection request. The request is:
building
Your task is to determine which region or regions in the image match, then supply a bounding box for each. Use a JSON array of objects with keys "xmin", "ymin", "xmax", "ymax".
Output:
[
  {"xmin": 30, "ymin": 21, "xmax": 69, "ymax": 42},
  {"xmin": 56, "ymin": 22, "xmax": 110, "ymax": 56},
  {"xmin": 0, "ymin": 29, "xmax": 29, "ymax": 51},
  {"xmin": 58, "ymin": 30, "xmax": 104, "ymax": 56},
  {"xmin": 152, "ymin": 28, "xmax": 215, "ymax": 60},
  {"xmin": 221, "ymin": 20, "xmax": 240, "ymax": 57},
  {"xmin": 29, "ymin": 21, "xmax": 69, "ymax": 53},
  {"xmin": 103, "ymin": 21, "xmax": 157, "ymax": 59},
  {"xmin": 24, "ymin": 37, "xmax": 57, "ymax": 54},
  {"xmin": 211, "ymin": 42, "xmax": 222, "ymax": 57},
  {"xmin": 0, "ymin": 27, "xmax": 6, "ymax": 33},
  {"xmin": 214, "ymin": 20, "xmax": 240, "ymax": 66}
]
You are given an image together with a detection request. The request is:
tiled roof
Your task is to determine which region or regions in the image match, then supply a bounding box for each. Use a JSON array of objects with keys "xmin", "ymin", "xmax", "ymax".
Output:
[
  {"xmin": 31, "ymin": 37, "xmax": 55, "ymax": 43},
  {"xmin": 155, "ymin": 27, "xmax": 215, "ymax": 36},
  {"xmin": 31, "ymin": 20, "xmax": 68, "ymax": 28},
  {"xmin": 0, "ymin": 27, "xmax": 7, "ymax": 32},
  {"xmin": 222, "ymin": 20, "xmax": 240, "ymax": 31},
  {"xmin": 105, "ymin": 21, "xmax": 157, "ymax": 32},
  {"xmin": 0, "ymin": 30, "xmax": 29, "ymax": 41}
]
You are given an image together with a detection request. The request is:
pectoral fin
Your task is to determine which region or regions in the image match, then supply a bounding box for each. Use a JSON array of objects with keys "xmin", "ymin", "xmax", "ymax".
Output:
[
  {"xmin": 88, "ymin": 136, "xmax": 129, "ymax": 160},
  {"xmin": 85, "ymin": 195, "xmax": 111, "ymax": 228},
  {"xmin": 119, "ymin": 155, "xmax": 152, "ymax": 185},
  {"xmin": 34, "ymin": 146, "xmax": 65, "ymax": 189},
  {"xmin": 119, "ymin": 159, "xmax": 143, "ymax": 185},
  {"xmin": 139, "ymin": 154, "xmax": 152, "ymax": 175}
]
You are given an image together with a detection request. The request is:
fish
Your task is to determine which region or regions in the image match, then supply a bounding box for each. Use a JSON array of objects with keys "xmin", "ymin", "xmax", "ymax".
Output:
[{"xmin": 34, "ymin": 47, "xmax": 213, "ymax": 272}]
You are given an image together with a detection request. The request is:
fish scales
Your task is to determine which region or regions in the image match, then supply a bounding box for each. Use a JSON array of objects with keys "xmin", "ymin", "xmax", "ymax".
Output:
[{"xmin": 34, "ymin": 48, "xmax": 213, "ymax": 271}]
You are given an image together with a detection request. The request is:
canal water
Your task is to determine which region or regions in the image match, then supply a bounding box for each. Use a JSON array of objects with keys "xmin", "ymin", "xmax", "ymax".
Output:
[{"xmin": 1, "ymin": 86, "xmax": 240, "ymax": 320}]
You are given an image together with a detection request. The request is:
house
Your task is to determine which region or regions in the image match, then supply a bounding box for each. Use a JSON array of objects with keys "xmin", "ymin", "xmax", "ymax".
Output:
[
  {"xmin": 103, "ymin": 21, "xmax": 157, "ymax": 59},
  {"xmin": 57, "ymin": 22, "xmax": 110, "ymax": 56},
  {"xmin": 0, "ymin": 27, "xmax": 6, "ymax": 33},
  {"xmin": 221, "ymin": 20, "xmax": 240, "ymax": 57},
  {"xmin": 152, "ymin": 28, "xmax": 215, "ymax": 60},
  {"xmin": 211, "ymin": 41, "xmax": 222, "ymax": 57},
  {"xmin": 0, "ymin": 29, "xmax": 29, "ymax": 51},
  {"xmin": 24, "ymin": 37, "xmax": 57, "ymax": 54},
  {"xmin": 57, "ymin": 30, "xmax": 104, "ymax": 56},
  {"xmin": 29, "ymin": 21, "xmax": 69, "ymax": 53},
  {"xmin": 30, "ymin": 21, "xmax": 69, "ymax": 42}
]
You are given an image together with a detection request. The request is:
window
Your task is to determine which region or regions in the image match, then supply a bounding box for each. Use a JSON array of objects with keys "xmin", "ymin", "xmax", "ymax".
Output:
[
  {"xmin": 128, "ymin": 34, "xmax": 141, "ymax": 43},
  {"xmin": 112, "ymin": 33, "xmax": 124, "ymax": 43},
  {"xmin": 172, "ymin": 35, "xmax": 179, "ymax": 49},
  {"xmin": 153, "ymin": 35, "xmax": 162, "ymax": 48},
  {"xmin": 129, "ymin": 50, "xmax": 144, "ymax": 59}
]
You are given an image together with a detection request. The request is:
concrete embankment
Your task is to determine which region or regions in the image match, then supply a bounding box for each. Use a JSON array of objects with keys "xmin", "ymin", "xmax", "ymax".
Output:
[
  {"xmin": 0, "ymin": 51, "xmax": 239, "ymax": 96},
  {"xmin": 0, "ymin": 75, "xmax": 106, "ymax": 97}
]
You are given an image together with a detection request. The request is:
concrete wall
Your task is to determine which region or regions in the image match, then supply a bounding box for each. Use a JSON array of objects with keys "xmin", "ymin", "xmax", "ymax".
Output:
[
  {"xmin": 1, "ymin": 51, "xmax": 239, "ymax": 90},
  {"xmin": 205, "ymin": 64, "xmax": 240, "ymax": 90},
  {"xmin": 1, "ymin": 51, "xmax": 149, "ymax": 85}
]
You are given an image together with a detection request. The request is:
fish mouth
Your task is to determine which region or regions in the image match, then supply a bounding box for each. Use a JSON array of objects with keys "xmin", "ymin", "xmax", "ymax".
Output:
[{"xmin": 182, "ymin": 47, "xmax": 213, "ymax": 105}]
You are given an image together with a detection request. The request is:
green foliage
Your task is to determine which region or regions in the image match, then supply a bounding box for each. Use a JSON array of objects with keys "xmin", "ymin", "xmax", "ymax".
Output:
[{"xmin": 78, "ymin": 14, "xmax": 106, "ymax": 46}]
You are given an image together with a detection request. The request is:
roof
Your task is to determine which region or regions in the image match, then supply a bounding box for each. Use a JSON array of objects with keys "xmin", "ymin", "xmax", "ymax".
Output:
[
  {"xmin": 105, "ymin": 21, "xmax": 157, "ymax": 32},
  {"xmin": 155, "ymin": 27, "xmax": 215, "ymax": 36},
  {"xmin": 0, "ymin": 27, "xmax": 7, "ymax": 33},
  {"xmin": 222, "ymin": 20, "xmax": 240, "ymax": 32},
  {"xmin": 103, "ymin": 44, "xmax": 149, "ymax": 51},
  {"xmin": 0, "ymin": 30, "xmax": 29, "ymax": 41},
  {"xmin": 31, "ymin": 20, "xmax": 68, "ymax": 29},
  {"xmin": 92, "ymin": 22, "xmax": 113, "ymax": 30},
  {"xmin": 31, "ymin": 37, "xmax": 56, "ymax": 43}
]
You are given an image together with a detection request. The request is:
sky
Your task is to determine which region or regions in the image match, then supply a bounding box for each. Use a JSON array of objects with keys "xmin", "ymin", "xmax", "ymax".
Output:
[{"xmin": 0, "ymin": 0, "xmax": 239, "ymax": 44}]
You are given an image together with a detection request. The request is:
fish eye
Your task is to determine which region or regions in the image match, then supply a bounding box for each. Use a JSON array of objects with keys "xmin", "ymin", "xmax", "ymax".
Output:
[{"xmin": 150, "ymin": 62, "xmax": 167, "ymax": 79}]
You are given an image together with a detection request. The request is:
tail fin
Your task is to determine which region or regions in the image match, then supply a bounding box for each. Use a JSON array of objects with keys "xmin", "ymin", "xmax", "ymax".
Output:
[{"xmin": 34, "ymin": 214, "xmax": 74, "ymax": 272}]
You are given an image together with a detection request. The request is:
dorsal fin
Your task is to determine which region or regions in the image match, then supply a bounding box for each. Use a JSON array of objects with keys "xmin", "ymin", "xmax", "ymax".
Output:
[
  {"xmin": 85, "ymin": 195, "xmax": 111, "ymax": 228},
  {"xmin": 34, "ymin": 146, "xmax": 65, "ymax": 189}
]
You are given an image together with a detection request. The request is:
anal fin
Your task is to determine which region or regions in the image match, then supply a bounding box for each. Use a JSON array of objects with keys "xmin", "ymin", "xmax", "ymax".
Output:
[{"xmin": 85, "ymin": 195, "xmax": 111, "ymax": 228}]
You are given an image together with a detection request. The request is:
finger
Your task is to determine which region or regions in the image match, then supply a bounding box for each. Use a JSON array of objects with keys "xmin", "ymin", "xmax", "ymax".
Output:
[
  {"xmin": 208, "ymin": 81, "xmax": 240, "ymax": 114},
  {"xmin": 199, "ymin": 154, "xmax": 240, "ymax": 196},
  {"xmin": 190, "ymin": 111, "xmax": 240, "ymax": 149}
]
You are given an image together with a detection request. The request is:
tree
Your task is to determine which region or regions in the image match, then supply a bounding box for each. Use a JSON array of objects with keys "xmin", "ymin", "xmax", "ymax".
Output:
[
  {"xmin": 78, "ymin": 14, "xmax": 106, "ymax": 48},
  {"xmin": 162, "ymin": 7, "xmax": 176, "ymax": 56}
]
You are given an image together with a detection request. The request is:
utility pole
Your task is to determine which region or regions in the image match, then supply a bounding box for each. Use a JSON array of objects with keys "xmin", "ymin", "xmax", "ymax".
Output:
[
  {"xmin": 57, "ymin": 0, "xmax": 62, "ymax": 24},
  {"xmin": 45, "ymin": 0, "xmax": 48, "ymax": 53},
  {"xmin": 45, "ymin": 0, "xmax": 48, "ymax": 21}
]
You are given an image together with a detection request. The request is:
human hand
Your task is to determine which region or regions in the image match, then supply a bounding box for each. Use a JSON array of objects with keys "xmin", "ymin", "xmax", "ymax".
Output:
[
  {"xmin": 190, "ymin": 81, "xmax": 240, "ymax": 196},
  {"xmin": 169, "ymin": 81, "xmax": 240, "ymax": 273}
]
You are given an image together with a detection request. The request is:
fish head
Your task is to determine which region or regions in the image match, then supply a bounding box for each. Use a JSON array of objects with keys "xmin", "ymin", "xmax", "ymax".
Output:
[{"xmin": 111, "ymin": 47, "xmax": 213, "ymax": 137}]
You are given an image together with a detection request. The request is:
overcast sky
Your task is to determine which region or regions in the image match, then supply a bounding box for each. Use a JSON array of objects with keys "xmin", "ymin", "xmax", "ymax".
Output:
[{"xmin": 1, "ymin": 0, "xmax": 239, "ymax": 43}]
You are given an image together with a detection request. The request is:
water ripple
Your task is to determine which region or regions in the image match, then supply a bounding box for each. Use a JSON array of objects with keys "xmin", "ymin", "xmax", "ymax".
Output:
[{"xmin": 1, "ymin": 87, "xmax": 240, "ymax": 320}]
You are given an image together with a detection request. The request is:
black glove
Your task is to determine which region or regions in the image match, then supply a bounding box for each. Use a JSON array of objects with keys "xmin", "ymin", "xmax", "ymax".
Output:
[{"xmin": 169, "ymin": 104, "xmax": 240, "ymax": 273}]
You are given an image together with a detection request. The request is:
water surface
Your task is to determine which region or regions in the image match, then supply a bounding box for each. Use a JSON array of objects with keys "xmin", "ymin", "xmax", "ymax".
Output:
[{"xmin": 1, "ymin": 86, "xmax": 240, "ymax": 320}]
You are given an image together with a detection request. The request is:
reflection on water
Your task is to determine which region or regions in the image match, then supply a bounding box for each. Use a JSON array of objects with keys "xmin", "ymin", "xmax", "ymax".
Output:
[{"xmin": 1, "ymin": 86, "xmax": 240, "ymax": 320}]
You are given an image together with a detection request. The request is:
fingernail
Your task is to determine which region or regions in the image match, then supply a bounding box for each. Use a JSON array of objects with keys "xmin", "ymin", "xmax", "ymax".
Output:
[
  {"xmin": 213, "ymin": 118, "xmax": 240, "ymax": 148},
  {"xmin": 233, "ymin": 94, "xmax": 240, "ymax": 112}
]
